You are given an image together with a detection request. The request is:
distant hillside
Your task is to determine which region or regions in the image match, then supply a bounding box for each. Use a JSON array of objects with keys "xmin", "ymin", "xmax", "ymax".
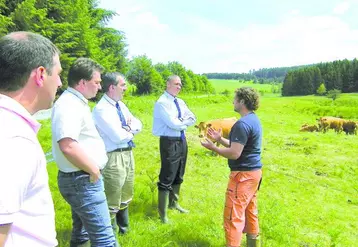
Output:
[{"xmin": 203, "ymin": 65, "xmax": 311, "ymax": 82}]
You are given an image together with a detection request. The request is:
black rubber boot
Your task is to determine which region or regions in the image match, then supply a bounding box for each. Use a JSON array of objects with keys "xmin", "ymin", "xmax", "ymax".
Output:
[{"xmin": 116, "ymin": 207, "xmax": 129, "ymax": 234}]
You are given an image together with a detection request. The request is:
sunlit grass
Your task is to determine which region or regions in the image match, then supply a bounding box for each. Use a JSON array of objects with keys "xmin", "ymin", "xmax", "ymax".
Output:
[{"xmin": 38, "ymin": 88, "xmax": 358, "ymax": 247}]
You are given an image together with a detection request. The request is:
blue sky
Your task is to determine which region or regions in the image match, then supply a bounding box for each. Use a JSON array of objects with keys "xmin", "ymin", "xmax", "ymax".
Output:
[{"xmin": 99, "ymin": 0, "xmax": 358, "ymax": 74}]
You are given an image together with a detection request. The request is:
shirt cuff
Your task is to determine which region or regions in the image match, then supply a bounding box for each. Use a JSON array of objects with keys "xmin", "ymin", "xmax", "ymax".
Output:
[{"xmin": 0, "ymin": 213, "xmax": 15, "ymax": 224}]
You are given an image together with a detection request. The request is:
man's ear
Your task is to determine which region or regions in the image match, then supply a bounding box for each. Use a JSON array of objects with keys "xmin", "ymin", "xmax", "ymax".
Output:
[{"xmin": 34, "ymin": 66, "xmax": 46, "ymax": 87}]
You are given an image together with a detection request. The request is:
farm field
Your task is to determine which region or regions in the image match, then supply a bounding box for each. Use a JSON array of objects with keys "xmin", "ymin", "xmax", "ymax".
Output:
[
  {"xmin": 209, "ymin": 79, "xmax": 281, "ymax": 96},
  {"xmin": 38, "ymin": 82, "xmax": 358, "ymax": 247}
]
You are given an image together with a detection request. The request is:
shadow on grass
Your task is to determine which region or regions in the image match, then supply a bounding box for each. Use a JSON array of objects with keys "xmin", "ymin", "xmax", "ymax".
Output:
[
  {"xmin": 177, "ymin": 240, "xmax": 213, "ymax": 247},
  {"xmin": 56, "ymin": 228, "xmax": 71, "ymax": 247},
  {"xmin": 171, "ymin": 235, "xmax": 214, "ymax": 247},
  {"xmin": 131, "ymin": 198, "xmax": 158, "ymax": 218}
]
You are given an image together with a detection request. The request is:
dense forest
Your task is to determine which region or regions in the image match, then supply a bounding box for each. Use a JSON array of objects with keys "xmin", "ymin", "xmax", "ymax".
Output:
[
  {"xmin": 0, "ymin": 0, "xmax": 214, "ymax": 95},
  {"xmin": 282, "ymin": 59, "xmax": 358, "ymax": 96}
]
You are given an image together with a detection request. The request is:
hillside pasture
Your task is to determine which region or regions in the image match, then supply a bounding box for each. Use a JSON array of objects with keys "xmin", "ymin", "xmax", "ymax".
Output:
[{"xmin": 38, "ymin": 89, "xmax": 358, "ymax": 247}]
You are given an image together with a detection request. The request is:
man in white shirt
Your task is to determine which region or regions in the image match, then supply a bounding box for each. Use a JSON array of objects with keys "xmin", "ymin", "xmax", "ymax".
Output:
[
  {"xmin": 0, "ymin": 31, "xmax": 61, "ymax": 247},
  {"xmin": 51, "ymin": 58, "xmax": 116, "ymax": 247},
  {"xmin": 93, "ymin": 73, "xmax": 142, "ymax": 237},
  {"xmin": 152, "ymin": 75, "xmax": 196, "ymax": 223}
]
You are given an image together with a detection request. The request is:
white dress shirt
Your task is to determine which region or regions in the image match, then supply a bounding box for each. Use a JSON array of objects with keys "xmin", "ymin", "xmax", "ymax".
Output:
[
  {"xmin": 51, "ymin": 87, "xmax": 108, "ymax": 172},
  {"xmin": 0, "ymin": 94, "xmax": 57, "ymax": 247},
  {"xmin": 92, "ymin": 94, "xmax": 142, "ymax": 152},
  {"xmin": 152, "ymin": 91, "xmax": 196, "ymax": 137}
]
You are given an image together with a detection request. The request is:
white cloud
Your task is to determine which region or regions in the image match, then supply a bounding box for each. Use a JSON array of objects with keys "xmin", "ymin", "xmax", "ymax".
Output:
[
  {"xmin": 135, "ymin": 12, "xmax": 169, "ymax": 31},
  {"xmin": 290, "ymin": 9, "xmax": 300, "ymax": 16},
  {"xmin": 333, "ymin": 2, "xmax": 350, "ymax": 15},
  {"xmin": 100, "ymin": 0, "xmax": 358, "ymax": 74},
  {"xmin": 180, "ymin": 14, "xmax": 358, "ymax": 73}
]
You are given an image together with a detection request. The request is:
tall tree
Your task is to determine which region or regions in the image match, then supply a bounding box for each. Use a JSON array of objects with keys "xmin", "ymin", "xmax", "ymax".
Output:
[{"xmin": 126, "ymin": 55, "xmax": 154, "ymax": 94}]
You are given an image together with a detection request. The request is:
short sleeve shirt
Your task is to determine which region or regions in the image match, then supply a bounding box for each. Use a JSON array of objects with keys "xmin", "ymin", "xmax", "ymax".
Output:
[{"xmin": 228, "ymin": 112, "xmax": 262, "ymax": 171}]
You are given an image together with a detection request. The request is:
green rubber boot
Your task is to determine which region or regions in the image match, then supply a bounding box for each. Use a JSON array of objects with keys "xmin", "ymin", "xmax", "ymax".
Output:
[
  {"xmin": 158, "ymin": 190, "xmax": 169, "ymax": 223},
  {"xmin": 169, "ymin": 184, "xmax": 189, "ymax": 213}
]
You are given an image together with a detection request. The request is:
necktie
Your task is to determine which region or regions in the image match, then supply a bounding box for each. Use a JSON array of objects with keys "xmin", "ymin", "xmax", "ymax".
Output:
[
  {"xmin": 115, "ymin": 102, "xmax": 135, "ymax": 147},
  {"xmin": 174, "ymin": 98, "xmax": 185, "ymax": 140}
]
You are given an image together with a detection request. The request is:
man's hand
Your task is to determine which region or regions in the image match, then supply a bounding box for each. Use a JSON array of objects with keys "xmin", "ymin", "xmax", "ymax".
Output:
[
  {"xmin": 207, "ymin": 127, "xmax": 222, "ymax": 142},
  {"xmin": 0, "ymin": 224, "xmax": 11, "ymax": 247},
  {"xmin": 89, "ymin": 167, "xmax": 101, "ymax": 183},
  {"xmin": 200, "ymin": 137, "xmax": 216, "ymax": 151}
]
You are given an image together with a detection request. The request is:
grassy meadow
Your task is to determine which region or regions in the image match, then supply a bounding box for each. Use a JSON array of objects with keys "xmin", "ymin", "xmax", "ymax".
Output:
[
  {"xmin": 210, "ymin": 79, "xmax": 281, "ymax": 96},
  {"xmin": 38, "ymin": 80, "xmax": 358, "ymax": 247}
]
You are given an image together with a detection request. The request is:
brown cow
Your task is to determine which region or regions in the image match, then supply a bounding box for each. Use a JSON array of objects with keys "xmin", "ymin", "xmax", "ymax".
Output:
[
  {"xmin": 317, "ymin": 116, "xmax": 345, "ymax": 133},
  {"xmin": 342, "ymin": 121, "xmax": 357, "ymax": 135},
  {"xmin": 300, "ymin": 124, "xmax": 318, "ymax": 132},
  {"xmin": 195, "ymin": 117, "xmax": 237, "ymax": 146}
]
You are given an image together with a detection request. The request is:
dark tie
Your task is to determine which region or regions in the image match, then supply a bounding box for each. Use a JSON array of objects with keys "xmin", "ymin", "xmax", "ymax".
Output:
[
  {"xmin": 115, "ymin": 102, "xmax": 135, "ymax": 147},
  {"xmin": 174, "ymin": 98, "xmax": 185, "ymax": 140}
]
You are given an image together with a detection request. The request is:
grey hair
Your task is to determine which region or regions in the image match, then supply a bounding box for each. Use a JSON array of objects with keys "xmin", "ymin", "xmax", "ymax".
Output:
[{"xmin": 166, "ymin": 75, "xmax": 180, "ymax": 84}]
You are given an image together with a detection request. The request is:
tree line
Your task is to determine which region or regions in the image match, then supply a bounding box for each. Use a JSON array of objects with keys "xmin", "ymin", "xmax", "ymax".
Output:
[
  {"xmin": 282, "ymin": 59, "xmax": 358, "ymax": 96},
  {"xmin": 203, "ymin": 65, "xmax": 308, "ymax": 83},
  {"xmin": 0, "ymin": 0, "xmax": 213, "ymax": 95}
]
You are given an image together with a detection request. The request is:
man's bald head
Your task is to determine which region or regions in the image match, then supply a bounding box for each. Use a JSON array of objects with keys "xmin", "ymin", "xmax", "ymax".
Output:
[{"xmin": 0, "ymin": 31, "xmax": 60, "ymax": 92}]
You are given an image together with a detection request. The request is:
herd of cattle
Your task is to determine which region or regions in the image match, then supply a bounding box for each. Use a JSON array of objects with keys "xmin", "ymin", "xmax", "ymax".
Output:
[
  {"xmin": 194, "ymin": 116, "xmax": 357, "ymax": 144},
  {"xmin": 300, "ymin": 116, "xmax": 357, "ymax": 135}
]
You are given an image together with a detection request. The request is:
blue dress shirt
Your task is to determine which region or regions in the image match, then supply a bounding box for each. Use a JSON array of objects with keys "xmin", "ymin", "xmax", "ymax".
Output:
[{"xmin": 152, "ymin": 91, "xmax": 196, "ymax": 137}]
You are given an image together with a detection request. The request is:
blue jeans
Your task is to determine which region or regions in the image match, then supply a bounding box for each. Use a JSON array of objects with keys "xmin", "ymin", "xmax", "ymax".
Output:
[{"xmin": 58, "ymin": 171, "xmax": 116, "ymax": 247}]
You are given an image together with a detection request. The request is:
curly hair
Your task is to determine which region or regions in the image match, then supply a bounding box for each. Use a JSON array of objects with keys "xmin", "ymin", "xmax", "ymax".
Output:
[{"xmin": 235, "ymin": 87, "xmax": 260, "ymax": 111}]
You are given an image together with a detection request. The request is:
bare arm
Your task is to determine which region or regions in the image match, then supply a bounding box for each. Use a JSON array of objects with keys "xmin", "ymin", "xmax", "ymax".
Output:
[
  {"xmin": 201, "ymin": 139, "xmax": 244, "ymax": 160},
  {"xmin": 58, "ymin": 138, "xmax": 100, "ymax": 183},
  {"xmin": 217, "ymin": 136, "xmax": 230, "ymax": 147},
  {"xmin": 0, "ymin": 224, "xmax": 11, "ymax": 247},
  {"xmin": 207, "ymin": 128, "xmax": 230, "ymax": 147}
]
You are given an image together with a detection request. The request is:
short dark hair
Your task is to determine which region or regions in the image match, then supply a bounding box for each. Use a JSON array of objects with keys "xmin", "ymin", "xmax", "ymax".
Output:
[
  {"xmin": 0, "ymin": 31, "xmax": 60, "ymax": 92},
  {"xmin": 101, "ymin": 72, "xmax": 125, "ymax": 93},
  {"xmin": 67, "ymin": 58, "xmax": 104, "ymax": 87},
  {"xmin": 235, "ymin": 87, "xmax": 260, "ymax": 111}
]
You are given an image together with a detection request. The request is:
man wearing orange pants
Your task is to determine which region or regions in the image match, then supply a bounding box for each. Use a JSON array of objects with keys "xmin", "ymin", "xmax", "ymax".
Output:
[{"xmin": 201, "ymin": 87, "xmax": 262, "ymax": 247}]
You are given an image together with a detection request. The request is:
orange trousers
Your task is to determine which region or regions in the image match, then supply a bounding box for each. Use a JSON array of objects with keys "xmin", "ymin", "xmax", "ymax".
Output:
[{"xmin": 224, "ymin": 169, "xmax": 262, "ymax": 247}]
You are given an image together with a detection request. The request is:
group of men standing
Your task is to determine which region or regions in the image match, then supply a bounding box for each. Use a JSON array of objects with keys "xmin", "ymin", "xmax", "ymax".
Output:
[
  {"xmin": 50, "ymin": 57, "xmax": 194, "ymax": 246},
  {"xmin": 0, "ymin": 31, "xmax": 262, "ymax": 247},
  {"xmin": 51, "ymin": 58, "xmax": 141, "ymax": 246}
]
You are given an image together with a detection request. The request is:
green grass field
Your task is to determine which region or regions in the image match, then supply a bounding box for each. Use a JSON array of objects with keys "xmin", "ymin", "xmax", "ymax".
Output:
[
  {"xmin": 38, "ymin": 82, "xmax": 358, "ymax": 247},
  {"xmin": 209, "ymin": 79, "xmax": 281, "ymax": 96}
]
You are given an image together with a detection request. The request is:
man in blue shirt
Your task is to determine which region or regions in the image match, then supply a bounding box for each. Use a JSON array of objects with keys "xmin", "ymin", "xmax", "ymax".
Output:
[
  {"xmin": 152, "ymin": 75, "xmax": 196, "ymax": 223},
  {"xmin": 201, "ymin": 87, "xmax": 262, "ymax": 247}
]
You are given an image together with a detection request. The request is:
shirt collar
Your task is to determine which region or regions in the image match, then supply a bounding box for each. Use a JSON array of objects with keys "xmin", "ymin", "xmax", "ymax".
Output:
[
  {"xmin": 0, "ymin": 94, "xmax": 41, "ymax": 133},
  {"xmin": 103, "ymin": 94, "xmax": 118, "ymax": 106},
  {"xmin": 164, "ymin": 91, "xmax": 176, "ymax": 101},
  {"xmin": 67, "ymin": 87, "xmax": 88, "ymax": 104}
]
